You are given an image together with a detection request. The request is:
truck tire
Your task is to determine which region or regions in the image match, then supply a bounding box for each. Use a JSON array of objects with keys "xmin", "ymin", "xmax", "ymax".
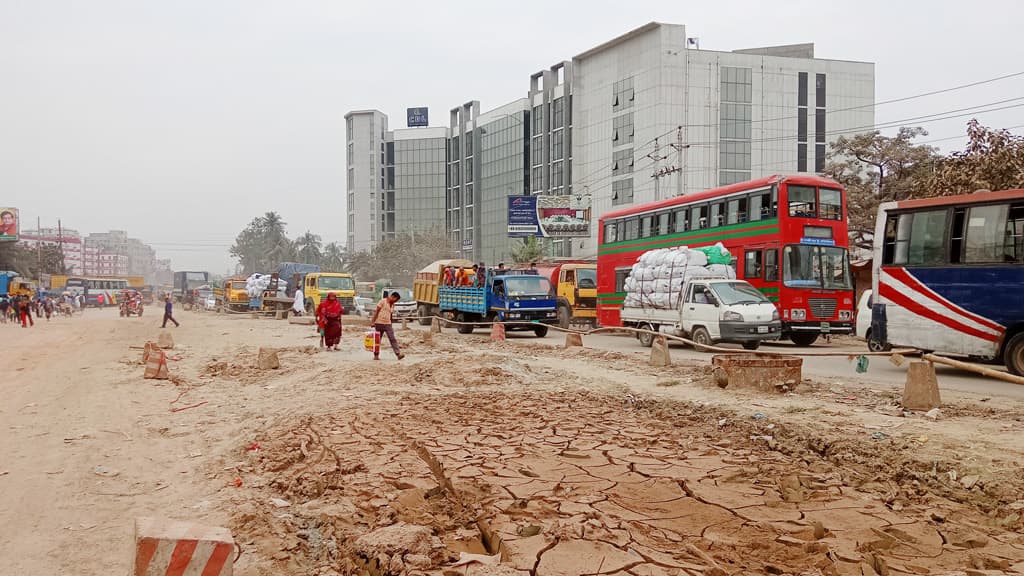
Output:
[
  {"xmin": 1005, "ymin": 332, "xmax": 1024, "ymax": 376},
  {"xmin": 417, "ymin": 304, "xmax": 432, "ymax": 326},
  {"xmin": 456, "ymin": 312, "xmax": 474, "ymax": 334},
  {"xmin": 638, "ymin": 324, "xmax": 656, "ymax": 348},
  {"xmin": 557, "ymin": 305, "xmax": 571, "ymax": 329},
  {"xmin": 790, "ymin": 332, "xmax": 819, "ymax": 347},
  {"xmin": 691, "ymin": 326, "xmax": 712, "ymax": 350},
  {"xmin": 533, "ymin": 325, "xmax": 549, "ymax": 338},
  {"xmin": 742, "ymin": 341, "xmax": 760, "ymax": 351}
]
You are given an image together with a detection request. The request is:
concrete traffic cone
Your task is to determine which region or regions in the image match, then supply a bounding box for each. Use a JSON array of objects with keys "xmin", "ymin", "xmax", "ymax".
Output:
[
  {"xmin": 401, "ymin": 317, "xmax": 409, "ymax": 330},
  {"xmin": 564, "ymin": 332, "xmax": 583, "ymax": 348},
  {"xmin": 491, "ymin": 322, "xmax": 506, "ymax": 341},
  {"xmin": 650, "ymin": 335, "xmax": 670, "ymax": 367},
  {"xmin": 431, "ymin": 317, "xmax": 442, "ymax": 333}
]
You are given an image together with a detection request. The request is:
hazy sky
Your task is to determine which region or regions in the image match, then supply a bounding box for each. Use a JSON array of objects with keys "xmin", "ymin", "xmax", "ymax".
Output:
[{"xmin": 2, "ymin": 0, "xmax": 1022, "ymax": 272}]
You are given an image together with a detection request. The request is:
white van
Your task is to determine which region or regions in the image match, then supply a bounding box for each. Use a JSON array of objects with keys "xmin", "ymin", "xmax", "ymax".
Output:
[
  {"xmin": 857, "ymin": 289, "xmax": 889, "ymax": 352},
  {"xmin": 621, "ymin": 278, "xmax": 782, "ymax": 351}
]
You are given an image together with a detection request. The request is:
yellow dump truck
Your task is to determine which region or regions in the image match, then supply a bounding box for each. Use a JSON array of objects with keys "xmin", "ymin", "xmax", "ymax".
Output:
[
  {"xmin": 531, "ymin": 262, "xmax": 598, "ymax": 328},
  {"xmin": 223, "ymin": 277, "xmax": 249, "ymax": 311},
  {"xmin": 413, "ymin": 258, "xmax": 474, "ymax": 326},
  {"xmin": 303, "ymin": 272, "xmax": 357, "ymax": 314}
]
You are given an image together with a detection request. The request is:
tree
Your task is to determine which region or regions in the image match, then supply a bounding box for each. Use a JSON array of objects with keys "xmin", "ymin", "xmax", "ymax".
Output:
[
  {"xmin": 343, "ymin": 228, "xmax": 456, "ymax": 285},
  {"xmin": 825, "ymin": 127, "xmax": 938, "ymax": 251},
  {"xmin": 927, "ymin": 120, "xmax": 1024, "ymax": 196},
  {"xmin": 0, "ymin": 242, "xmax": 67, "ymax": 278},
  {"xmin": 320, "ymin": 242, "xmax": 344, "ymax": 271},
  {"xmin": 511, "ymin": 236, "xmax": 544, "ymax": 264},
  {"xmin": 295, "ymin": 231, "xmax": 323, "ymax": 264}
]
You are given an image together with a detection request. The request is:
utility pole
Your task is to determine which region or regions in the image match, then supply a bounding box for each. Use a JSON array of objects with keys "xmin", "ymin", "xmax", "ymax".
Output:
[
  {"xmin": 647, "ymin": 139, "xmax": 671, "ymax": 202},
  {"xmin": 651, "ymin": 129, "xmax": 687, "ymax": 201},
  {"xmin": 36, "ymin": 216, "xmax": 41, "ymax": 277}
]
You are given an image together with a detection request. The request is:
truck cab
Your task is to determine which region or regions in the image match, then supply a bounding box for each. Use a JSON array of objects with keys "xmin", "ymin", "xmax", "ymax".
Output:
[
  {"xmin": 548, "ymin": 263, "xmax": 598, "ymax": 329},
  {"xmin": 224, "ymin": 278, "xmax": 249, "ymax": 311},
  {"xmin": 622, "ymin": 279, "xmax": 782, "ymax": 350},
  {"xmin": 304, "ymin": 272, "xmax": 357, "ymax": 313},
  {"xmin": 438, "ymin": 271, "xmax": 558, "ymax": 337}
]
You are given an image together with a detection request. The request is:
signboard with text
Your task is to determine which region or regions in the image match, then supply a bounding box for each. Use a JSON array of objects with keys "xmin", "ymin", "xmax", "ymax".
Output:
[
  {"xmin": 507, "ymin": 195, "xmax": 591, "ymax": 238},
  {"xmin": 406, "ymin": 107, "xmax": 429, "ymax": 127},
  {"xmin": 0, "ymin": 207, "xmax": 19, "ymax": 242}
]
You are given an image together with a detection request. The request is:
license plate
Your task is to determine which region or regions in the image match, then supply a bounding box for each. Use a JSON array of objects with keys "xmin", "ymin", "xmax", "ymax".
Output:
[
  {"xmin": 820, "ymin": 322, "xmax": 831, "ymax": 333},
  {"xmin": 757, "ymin": 326, "xmax": 769, "ymax": 334}
]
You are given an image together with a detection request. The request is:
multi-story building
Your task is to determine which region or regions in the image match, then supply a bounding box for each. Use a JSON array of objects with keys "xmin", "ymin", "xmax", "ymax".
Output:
[
  {"xmin": 344, "ymin": 110, "xmax": 388, "ymax": 252},
  {"xmin": 387, "ymin": 127, "xmax": 448, "ymax": 241},
  {"xmin": 95, "ymin": 252, "xmax": 129, "ymax": 276},
  {"xmin": 84, "ymin": 230, "xmax": 163, "ymax": 281},
  {"xmin": 18, "ymin": 228, "xmax": 85, "ymax": 274},
  {"xmin": 344, "ymin": 21, "xmax": 874, "ymax": 261}
]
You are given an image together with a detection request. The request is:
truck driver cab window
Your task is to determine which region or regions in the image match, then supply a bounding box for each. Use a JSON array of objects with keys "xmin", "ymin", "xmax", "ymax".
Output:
[
  {"xmin": 493, "ymin": 280, "xmax": 505, "ymax": 298},
  {"xmin": 690, "ymin": 285, "xmax": 710, "ymax": 304}
]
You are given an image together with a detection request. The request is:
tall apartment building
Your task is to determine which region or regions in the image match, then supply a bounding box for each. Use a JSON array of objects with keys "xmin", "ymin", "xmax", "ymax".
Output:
[
  {"xmin": 344, "ymin": 21, "xmax": 874, "ymax": 261},
  {"xmin": 18, "ymin": 228, "xmax": 85, "ymax": 274},
  {"xmin": 84, "ymin": 230, "xmax": 162, "ymax": 281}
]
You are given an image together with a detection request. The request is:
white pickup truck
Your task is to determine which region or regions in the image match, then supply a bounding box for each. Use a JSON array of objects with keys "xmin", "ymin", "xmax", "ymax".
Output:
[{"xmin": 621, "ymin": 278, "xmax": 782, "ymax": 350}]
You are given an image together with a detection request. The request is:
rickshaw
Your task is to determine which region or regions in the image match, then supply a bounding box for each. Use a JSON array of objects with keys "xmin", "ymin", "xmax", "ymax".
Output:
[{"xmin": 118, "ymin": 290, "xmax": 144, "ymax": 317}]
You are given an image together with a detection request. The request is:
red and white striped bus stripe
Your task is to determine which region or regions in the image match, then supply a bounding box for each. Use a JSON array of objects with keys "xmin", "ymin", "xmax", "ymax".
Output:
[{"xmin": 879, "ymin": 268, "xmax": 1003, "ymax": 344}]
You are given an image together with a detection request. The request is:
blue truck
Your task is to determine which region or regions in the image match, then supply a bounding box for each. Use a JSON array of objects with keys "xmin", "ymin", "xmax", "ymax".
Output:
[{"xmin": 438, "ymin": 270, "xmax": 558, "ymax": 337}]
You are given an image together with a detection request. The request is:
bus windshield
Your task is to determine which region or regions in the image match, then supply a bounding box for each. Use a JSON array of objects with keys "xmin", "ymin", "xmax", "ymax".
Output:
[
  {"xmin": 576, "ymin": 268, "xmax": 597, "ymax": 289},
  {"xmin": 783, "ymin": 245, "xmax": 852, "ymax": 290},
  {"xmin": 318, "ymin": 276, "xmax": 353, "ymax": 291},
  {"xmin": 505, "ymin": 276, "xmax": 553, "ymax": 297},
  {"xmin": 711, "ymin": 282, "xmax": 771, "ymax": 305}
]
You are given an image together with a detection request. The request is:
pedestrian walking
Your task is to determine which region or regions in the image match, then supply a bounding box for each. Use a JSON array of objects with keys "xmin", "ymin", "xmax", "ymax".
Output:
[
  {"xmin": 18, "ymin": 295, "xmax": 34, "ymax": 328},
  {"xmin": 316, "ymin": 292, "xmax": 344, "ymax": 351},
  {"xmin": 370, "ymin": 291, "xmax": 405, "ymax": 361},
  {"xmin": 0, "ymin": 296, "xmax": 9, "ymax": 324},
  {"xmin": 162, "ymin": 295, "xmax": 179, "ymax": 328}
]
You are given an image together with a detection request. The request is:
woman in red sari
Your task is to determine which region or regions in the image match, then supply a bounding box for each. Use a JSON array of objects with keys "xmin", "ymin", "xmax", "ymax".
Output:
[{"xmin": 316, "ymin": 292, "xmax": 344, "ymax": 351}]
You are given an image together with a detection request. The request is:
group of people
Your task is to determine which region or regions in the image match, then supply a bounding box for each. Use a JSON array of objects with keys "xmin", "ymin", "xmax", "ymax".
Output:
[
  {"xmin": 0, "ymin": 292, "xmax": 84, "ymax": 327},
  {"xmin": 314, "ymin": 291, "xmax": 403, "ymax": 360},
  {"xmin": 442, "ymin": 262, "xmax": 516, "ymax": 288}
]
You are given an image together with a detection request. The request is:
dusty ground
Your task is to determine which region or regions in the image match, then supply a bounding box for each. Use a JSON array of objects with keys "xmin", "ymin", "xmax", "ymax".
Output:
[{"xmin": 1, "ymin": 309, "xmax": 1024, "ymax": 576}]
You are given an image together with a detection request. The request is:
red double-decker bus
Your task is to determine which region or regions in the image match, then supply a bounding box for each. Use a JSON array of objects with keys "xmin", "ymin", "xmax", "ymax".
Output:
[{"xmin": 597, "ymin": 174, "xmax": 854, "ymax": 346}]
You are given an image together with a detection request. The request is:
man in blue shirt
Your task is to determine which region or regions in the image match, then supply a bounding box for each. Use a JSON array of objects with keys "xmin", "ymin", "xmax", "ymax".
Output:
[{"xmin": 162, "ymin": 295, "xmax": 179, "ymax": 328}]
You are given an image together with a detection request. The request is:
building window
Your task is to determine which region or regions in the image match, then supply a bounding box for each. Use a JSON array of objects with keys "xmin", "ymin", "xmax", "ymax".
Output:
[
  {"xmin": 612, "ymin": 77, "xmax": 634, "ymax": 111},
  {"xmin": 612, "ymin": 179, "xmax": 633, "ymax": 205},
  {"xmin": 612, "ymin": 148, "xmax": 634, "ymax": 175},
  {"xmin": 815, "ymin": 75, "xmax": 826, "ymax": 173},
  {"xmin": 532, "ymin": 166, "xmax": 544, "ymax": 193},
  {"xmin": 744, "ymin": 250, "xmax": 762, "ymax": 279},
  {"xmin": 552, "ymin": 97, "xmax": 564, "ymax": 128},
  {"xmin": 464, "ymin": 183, "xmax": 473, "ymax": 207},
  {"xmin": 465, "ymin": 161, "xmax": 473, "ymax": 183},
  {"xmin": 551, "ymin": 130, "xmax": 563, "ymax": 161},
  {"xmin": 465, "ymin": 131, "xmax": 473, "ymax": 157},
  {"xmin": 532, "ymin": 104, "xmax": 544, "ymax": 136},
  {"xmin": 552, "ymin": 161, "xmax": 564, "ymax": 188},
  {"xmin": 612, "ymin": 113, "xmax": 634, "ymax": 145},
  {"xmin": 532, "ymin": 136, "xmax": 544, "ymax": 166},
  {"xmin": 385, "ymin": 142, "xmax": 394, "ymax": 165},
  {"xmin": 719, "ymin": 67, "xmax": 752, "ymax": 187},
  {"xmin": 798, "ymin": 72, "xmax": 809, "ymax": 172}
]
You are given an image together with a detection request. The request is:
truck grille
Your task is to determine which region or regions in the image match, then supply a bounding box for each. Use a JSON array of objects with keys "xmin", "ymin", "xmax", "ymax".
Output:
[
  {"xmin": 808, "ymin": 298, "xmax": 836, "ymax": 320},
  {"xmin": 340, "ymin": 296, "xmax": 354, "ymax": 307}
]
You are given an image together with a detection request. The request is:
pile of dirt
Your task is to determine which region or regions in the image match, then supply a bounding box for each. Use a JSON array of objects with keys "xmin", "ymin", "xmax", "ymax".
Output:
[{"xmin": 228, "ymin": 390, "xmax": 1024, "ymax": 575}]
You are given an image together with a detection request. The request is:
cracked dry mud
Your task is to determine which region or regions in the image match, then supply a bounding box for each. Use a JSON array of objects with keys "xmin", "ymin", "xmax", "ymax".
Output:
[{"xmin": 230, "ymin": 389, "xmax": 1024, "ymax": 576}]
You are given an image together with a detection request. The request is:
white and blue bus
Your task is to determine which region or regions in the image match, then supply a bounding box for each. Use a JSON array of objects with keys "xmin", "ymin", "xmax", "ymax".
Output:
[
  {"xmin": 871, "ymin": 189, "xmax": 1024, "ymax": 374},
  {"xmin": 65, "ymin": 276, "xmax": 130, "ymax": 306}
]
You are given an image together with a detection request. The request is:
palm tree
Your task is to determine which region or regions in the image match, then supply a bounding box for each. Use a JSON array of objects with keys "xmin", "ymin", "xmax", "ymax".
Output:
[
  {"xmin": 295, "ymin": 231, "xmax": 323, "ymax": 264},
  {"xmin": 321, "ymin": 242, "xmax": 344, "ymax": 271},
  {"xmin": 511, "ymin": 236, "xmax": 544, "ymax": 264}
]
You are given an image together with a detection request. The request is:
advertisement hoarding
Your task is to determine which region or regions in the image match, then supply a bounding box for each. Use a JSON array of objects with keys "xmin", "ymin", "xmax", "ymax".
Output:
[
  {"xmin": 0, "ymin": 207, "xmax": 19, "ymax": 241},
  {"xmin": 507, "ymin": 195, "xmax": 591, "ymax": 238},
  {"xmin": 406, "ymin": 107, "xmax": 429, "ymax": 127}
]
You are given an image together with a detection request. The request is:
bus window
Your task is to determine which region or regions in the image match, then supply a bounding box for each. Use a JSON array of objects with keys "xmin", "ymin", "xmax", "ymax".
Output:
[
  {"xmin": 764, "ymin": 249, "xmax": 779, "ymax": 282},
  {"xmin": 950, "ymin": 208, "xmax": 967, "ymax": 263},
  {"xmin": 748, "ymin": 193, "xmax": 763, "ymax": 222},
  {"xmin": 897, "ymin": 210, "xmax": 947, "ymax": 265},
  {"xmin": 710, "ymin": 203, "xmax": 723, "ymax": 227},
  {"xmin": 788, "ymin": 185, "xmax": 816, "ymax": 217},
  {"xmin": 640, "ymin": 215, "xmax": 653, "ymax": 238},
  {"xmin": 674, "ymin": 208, "xmax": 688, "ymax": 232},
  {"xmin": 604, "ymin": 221, "xmax": 618, "ymax": 244},
  {"xmin": 1007, "ymin": 203, "xmax": 1024, "ymax": 263},
  {"xmin": 727, "ymin": 198, "xmax": 747, "ymax": 225},
  {"xmin": 657, "ymin": 212, "xmax": 670, "ymax": 236},
  {"xmin": 964, "ymin": 204, "xmax": 1008, "ymax": 263},
  {"xmin": 744, "ymin": 250, "xmax": 762, "ymax": 279},
  {"xmin": 691, "ymin": 205, "xmax": 708, "ymax": 229},
  {"xmin": 625, "ymin": 218, "xmax": 639, "ymax": 241},
  {"xmin": 820, "ymin": 188, "xmax": 842, "ymax": 220}
]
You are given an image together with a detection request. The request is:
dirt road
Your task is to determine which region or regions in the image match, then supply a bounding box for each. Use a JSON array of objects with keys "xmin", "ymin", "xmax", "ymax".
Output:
[{"xmin": 2, "ymin": 310, "xmax": 1024, "ymax": 575}]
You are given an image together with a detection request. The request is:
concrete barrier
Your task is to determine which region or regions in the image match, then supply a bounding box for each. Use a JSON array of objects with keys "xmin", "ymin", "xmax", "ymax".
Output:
[
  {"xmin": 431, "ymin": 317, "xmax": 442, "ymax": 334},
  {"xmin": 564, "ymin": 332, "xmax": 583, "ymax": 348},
  {"xmin": 903, "ymin": 360, "xmax": 941, "ymax": 410},
  {"xmin": 711, "ymin": 354, "xmax": 802, "ymax": 392},
  {"xmin": 133, "ymin": 517, "xmax": 234, "ymax": 576},
  {"xmin": 257, "ymin": 348, "xmax": 280, "ymax": 370},
  {"xmin": 157, "ymin": 332, "xmax": 174, "ymax": 350},
  {"xmin": 650, "ymin": 335, "xmax": 670, "ymax": 367},
  {"xmin": 491, "ymin": 323, "xmax": 505, "ymax": 341}
]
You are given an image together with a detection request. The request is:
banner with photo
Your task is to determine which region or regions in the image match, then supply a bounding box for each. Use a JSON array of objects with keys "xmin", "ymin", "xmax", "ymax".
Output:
[
  {"xmin": 0, "ymin": 208, "xmax": 19, "ymax": 241},
  {"xmin": 507, "ymin": 194, "xmax": 591, "ymax": 238}
]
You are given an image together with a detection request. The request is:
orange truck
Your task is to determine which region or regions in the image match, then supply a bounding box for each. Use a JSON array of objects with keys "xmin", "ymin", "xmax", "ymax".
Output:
[{"xmin": 531, "ymin": 261, "xmax": 598, "ymax": 329}]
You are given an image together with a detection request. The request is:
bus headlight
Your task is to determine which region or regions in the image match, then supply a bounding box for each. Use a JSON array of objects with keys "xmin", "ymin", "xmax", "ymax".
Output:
[
  {"xmin": 791, "ymin": 309, "xmax": 806, "ymax": 320},
  {"xmin": 839, "ymin": 310, "xmax": 852, "ymax": 321},
  {"xmin": 721, "ymin": 310, "xmax": 743, "ymax": 322}
]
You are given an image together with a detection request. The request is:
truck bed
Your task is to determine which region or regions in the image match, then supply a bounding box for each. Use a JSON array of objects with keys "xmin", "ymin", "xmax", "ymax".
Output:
[
  {"xmin": 438, "ymin": 286, "xmax": 487, "ymax": 315},
  {"xmin": 620, "ymin": 306, "xmax": 681, "ymax": 326}
]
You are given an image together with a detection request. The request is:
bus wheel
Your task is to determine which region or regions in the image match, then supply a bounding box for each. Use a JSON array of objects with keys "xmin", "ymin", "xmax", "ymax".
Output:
[
  {"xmin": 417, "ymin": 305, "xmax": 432, "ymax": 326},
  {"xmin": 638, "ymin": 324, "xmax": 656, "ymax": 348},
  {"xmin": 865, "ymin": 329, "xmax": 890, "ymax": 352},
  {"xmin": 1005, "ymin": 333, "xmax": 1024, "ymax": 376},
  {"xmin": 790, "ymin": 332, "xmax": 819, "ymax": 347},
  {"xmin": 456, "ymin": 313, "xmax": 474, "ymax": 334},
  {"xmin": 557, "ymin": 305, "xmax": 571, "ymax": 329}
]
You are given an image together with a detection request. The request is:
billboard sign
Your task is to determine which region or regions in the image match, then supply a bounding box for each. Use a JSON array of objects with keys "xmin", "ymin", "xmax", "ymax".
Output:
[
  {"xmin": 406, "ymin": 107, "xmax": 429, "ymax": 127},
  {"xmin": 507, "ymin": 195, "xmax": 591, "ymax": 238},
  {"xmin": 0, "ymin": 207, "xmax": 18, "ymax": 242}
]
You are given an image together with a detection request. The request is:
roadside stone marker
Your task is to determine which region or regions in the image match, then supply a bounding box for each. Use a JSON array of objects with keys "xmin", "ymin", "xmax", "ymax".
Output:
[
  {"xmin": 650, "ymin": 335, "xmax": 670, "ymax": 367},
  {"xmin": 491, "ymin": 322, "xmax": 506, "ymax": 341},
  {"xmin": 564, "ymin": 332, "xmax": 583, "ymax": 348},
  {"xmin": 157, "ymin": 332, "xmax": 174, "ymax": 350},
  {"xmin": 133, "ymin": 517, "xmax": 234, "ymax": 576},
  {"xmin": 903, "ymin": 360, "xmax": 941, "ymax": 410},
  {"xmin": 257, "ymin": 347, "xmax": 281, "ymax": 370},
  {"xmin": 431, "ymin": 317, "xmax": 442, "ymax": 334}
]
